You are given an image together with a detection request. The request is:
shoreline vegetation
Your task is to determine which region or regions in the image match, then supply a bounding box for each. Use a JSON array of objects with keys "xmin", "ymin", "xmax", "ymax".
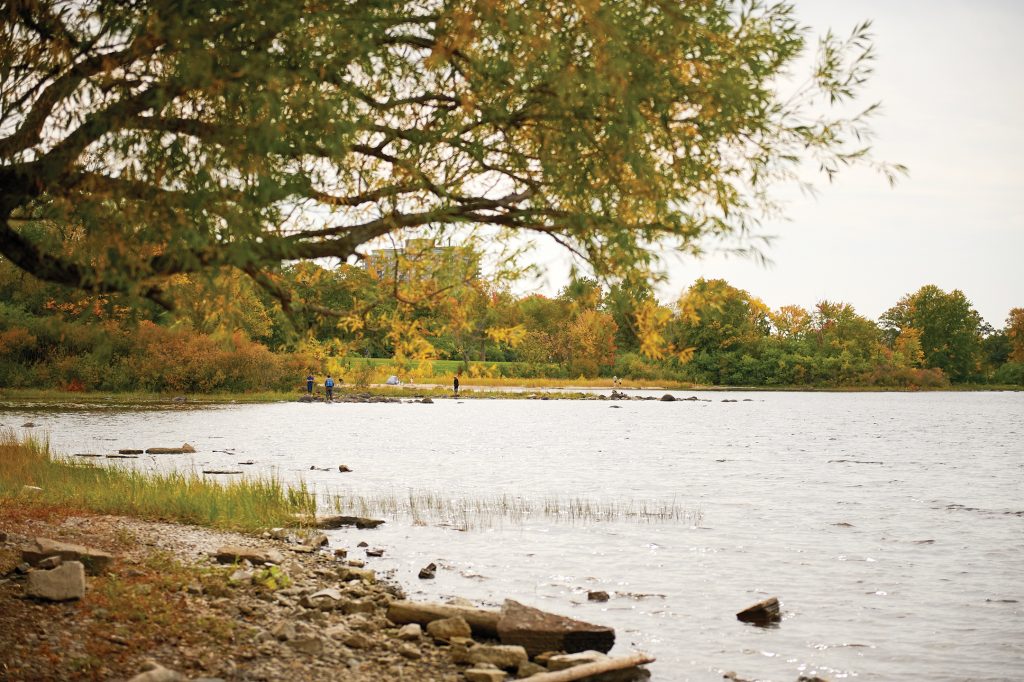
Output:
[
  {"xmin": 1, "ymin": 379, "xmax": 1020, "ymax": 411},
  {"xmin": 0, "ymin": 431, "xmax": 699, "ymax": 531},
  {"xmin": 0, "ymin": 433, "xmax": 660, "ymax": 680}
]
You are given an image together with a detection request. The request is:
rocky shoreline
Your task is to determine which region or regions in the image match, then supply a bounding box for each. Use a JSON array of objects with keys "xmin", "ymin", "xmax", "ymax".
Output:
[{"xmin": 0, "ymin": 506, "xmax": 654, "ymax": 681}]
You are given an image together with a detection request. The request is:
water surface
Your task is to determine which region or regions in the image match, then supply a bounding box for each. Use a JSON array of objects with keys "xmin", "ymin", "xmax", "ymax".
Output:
[{"xmin": 4, "ymin": 391, "xmax": 1022, "ymax": 681}]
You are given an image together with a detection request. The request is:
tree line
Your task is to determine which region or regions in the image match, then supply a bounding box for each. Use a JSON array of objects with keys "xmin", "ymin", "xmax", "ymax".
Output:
[{"xmin": 1, "ymin": 254, "xmax": 1020, "ymax": 390}]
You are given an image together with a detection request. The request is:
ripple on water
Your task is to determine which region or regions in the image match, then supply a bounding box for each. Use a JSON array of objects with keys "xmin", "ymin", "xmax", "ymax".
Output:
[{"xmin": 6, "ymin": 390, "xmax": 1024, "ymax": 680}]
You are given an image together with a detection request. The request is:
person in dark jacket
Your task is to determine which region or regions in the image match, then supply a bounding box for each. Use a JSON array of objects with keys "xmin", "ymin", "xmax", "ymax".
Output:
[
  {"xmin": 306, "ymin": 373, "xmax": 315, "ymax": 394},
  {"xmin": 453, "ymin": 374, "xmax": 460, "ymax": 396}
]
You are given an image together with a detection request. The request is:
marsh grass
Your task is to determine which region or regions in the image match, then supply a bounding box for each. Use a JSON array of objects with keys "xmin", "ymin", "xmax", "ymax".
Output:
[
  {"xmin": 326, "ymin": 489, "xmax": 702, "ymax": 530},
  {"xmin": 0, "ymin": 429, "xmax": 315, "ymax": 532}
]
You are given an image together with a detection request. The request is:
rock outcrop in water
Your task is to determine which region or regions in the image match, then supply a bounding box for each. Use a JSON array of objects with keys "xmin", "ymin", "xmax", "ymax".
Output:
[{"xmin": 736, "ymin": 596, "xmax": 781, "ymax": 626}]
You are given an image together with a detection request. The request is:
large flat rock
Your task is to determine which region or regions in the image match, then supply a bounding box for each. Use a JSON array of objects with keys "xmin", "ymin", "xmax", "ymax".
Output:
[
  {"xmin": 26, "ymin": 561, "xmax": 86, "ymax": 601},
  {"xmin": 22, "ymin": 537, "xmax": 113, "ymax": 575},
  {"xmin": 496, "ymin": 599, "xmax": 615, "ymax": 657}
]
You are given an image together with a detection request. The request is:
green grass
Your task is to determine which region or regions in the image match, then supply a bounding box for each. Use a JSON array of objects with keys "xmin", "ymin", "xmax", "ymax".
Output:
[{"xmin": 0, "ymin": 429, "xmax": 316, "ymax": 532}]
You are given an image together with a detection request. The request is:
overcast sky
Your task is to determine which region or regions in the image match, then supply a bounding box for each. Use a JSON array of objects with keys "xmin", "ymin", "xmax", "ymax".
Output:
[{"xmin": 530, "ymin": 0, "xmax": 1023, "ymax": 328}]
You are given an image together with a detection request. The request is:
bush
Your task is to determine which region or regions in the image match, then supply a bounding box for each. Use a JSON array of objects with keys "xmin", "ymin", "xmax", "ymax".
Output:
[
  {"xmin": 860, "ymin": 366, "xmax": 950, "ymax": 389},
  {"xmin": 994, "ymin": 362, "xmax": 1024, "ymax": 385}
]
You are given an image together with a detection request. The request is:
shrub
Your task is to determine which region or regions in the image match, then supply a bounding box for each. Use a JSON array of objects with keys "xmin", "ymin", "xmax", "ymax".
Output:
[{"xmin": 994, "ymin": 362, "xmax": 1024, "ymax": 385}]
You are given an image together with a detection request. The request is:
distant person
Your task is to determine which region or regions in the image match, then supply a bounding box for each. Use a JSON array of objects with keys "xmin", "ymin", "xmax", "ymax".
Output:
[
  {"xmin": 306, "ymin": 373, "xmax": 315, "ymax": 394},
  {"xmin": 453, "ymin": 374, "xmax": 460, "ymax": 396},
  {"xmin": 325, "ymin": 375, "xmax": 335, "ymax": 400}
]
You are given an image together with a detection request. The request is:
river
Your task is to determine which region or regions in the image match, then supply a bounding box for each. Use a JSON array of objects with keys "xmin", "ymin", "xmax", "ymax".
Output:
[{"xmin": 3, "ymin": 390, "xmax": 1022, "ymax": 681}]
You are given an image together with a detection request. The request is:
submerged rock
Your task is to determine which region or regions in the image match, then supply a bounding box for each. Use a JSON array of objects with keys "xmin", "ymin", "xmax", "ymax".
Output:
[{"xmin": 312, "ymin": 515, "xmax": 385, "ymax": 530}]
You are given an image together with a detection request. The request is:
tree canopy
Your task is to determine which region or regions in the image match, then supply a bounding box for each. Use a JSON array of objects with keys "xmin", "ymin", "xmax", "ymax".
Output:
[{"xmin": 1, "ymin": 0, "xmax": 900, "ymax": 321}]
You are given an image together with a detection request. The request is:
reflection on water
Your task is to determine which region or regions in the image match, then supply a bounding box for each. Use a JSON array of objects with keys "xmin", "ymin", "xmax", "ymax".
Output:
[{"xmin": 3, "ymin": 390, "xmax": 1022, "ymax": 681}]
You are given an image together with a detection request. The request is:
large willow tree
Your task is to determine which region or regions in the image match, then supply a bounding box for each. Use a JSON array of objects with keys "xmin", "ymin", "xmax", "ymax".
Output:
[{"xmin": 0, "ymin": 0, "xmax": 898, "ymax": 318}]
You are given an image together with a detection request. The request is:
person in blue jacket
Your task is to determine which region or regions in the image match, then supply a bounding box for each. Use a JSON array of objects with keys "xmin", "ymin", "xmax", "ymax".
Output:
[
  {"xmin": 325, "ymin": 375, "xmax": 335, "ymax": 400},
  {"xmin": 306, "ymin": 373, "xmax": 315, "ymax": 394}
]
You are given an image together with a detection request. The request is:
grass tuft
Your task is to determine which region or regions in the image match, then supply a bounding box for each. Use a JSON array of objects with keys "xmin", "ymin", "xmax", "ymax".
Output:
[{"xmin": 0, "ymin": 429, "xmax": 315, "ymax": 532}]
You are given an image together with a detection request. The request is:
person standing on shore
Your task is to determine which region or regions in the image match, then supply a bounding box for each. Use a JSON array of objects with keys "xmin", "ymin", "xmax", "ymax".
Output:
[
  {"xmin": 325, "ymin": 375, "xmax": 335, "ymax": 401},
  {"xmin": 306, "ymin": 372, "xmax": 315, "ymax": 395},
  {"xmin": 453, "ymin": 374, "xmax": 460, "ymax": 396}
]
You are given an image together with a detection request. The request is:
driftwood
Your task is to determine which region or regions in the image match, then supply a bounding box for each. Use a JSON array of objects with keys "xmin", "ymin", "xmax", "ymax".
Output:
[
  {"xmin": 387, "ymin": 600, "xmax": 500, "ymax": 638},
  {"xmin": 526, "ymin": 653, "xmax": 655, "ymax": 682}
]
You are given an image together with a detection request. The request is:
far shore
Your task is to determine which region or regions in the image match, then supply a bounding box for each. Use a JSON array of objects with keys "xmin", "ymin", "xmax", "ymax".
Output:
[{"xmin": 0, "ymin": 381, "xmax": 1019, "ymax": 409}]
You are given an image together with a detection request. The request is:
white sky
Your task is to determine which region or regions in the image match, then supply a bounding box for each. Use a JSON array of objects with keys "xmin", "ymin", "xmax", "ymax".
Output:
[{"xmin": 528, "ymin": 0, "xmax": 1023, "ymax": 328}]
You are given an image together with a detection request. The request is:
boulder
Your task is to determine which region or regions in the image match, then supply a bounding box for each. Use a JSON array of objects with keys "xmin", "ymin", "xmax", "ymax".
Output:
[
  {"xmin": 466, "ymin": 644, "xmax": 529, "ymax": 670},
  {"xmin": 496, "ymin": 600, "xmax": 615, "ymax": 656},
  {"xmin": 337, "ymin": 566, "xmax": 376, "ymax": 583},
  {"xmin": 397, "ymin": 623, "xmax": 422, "ymax": 640},
  {"xmin": 343, "ymin": 632, "xmax": 373, "ymax": 649},
  {"xmin": 365, "ymin": 548, "xmax": 384, "ymax": 557},
  {"xmin": 736, "ymin": 596, "xmax": 780, "ymax": 625},
  {"xmin": 418, "ymin": 562, "xmax": 437, "ymax": 579},
  {"xmin": 26, "ymin": 561, "xmax": 86, "ymax": 601},
  {"xmin": 212, "ymin": 545, "xmax": 284, "ymax": 566},
  {"xmin": 23, "ymin": 537, "xmax": 113, "ymax": 575},
  {"xmin": 660, "ymin": 394, "xmax": 676, "ymax": 402},
  {"xmin": 587, "ymin": 590, "xmax": 610, "ymax": 602},
  {"xmin": 338, "ymin": 465, "xmax": 352, "ymax": 472},
  {"xmin": 426, "ymin": 615, "xmax": 472, "ymax": 641},
  {"xmin": 118, "ymin": 449, "xmax": 144, "ymax": 454}
]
